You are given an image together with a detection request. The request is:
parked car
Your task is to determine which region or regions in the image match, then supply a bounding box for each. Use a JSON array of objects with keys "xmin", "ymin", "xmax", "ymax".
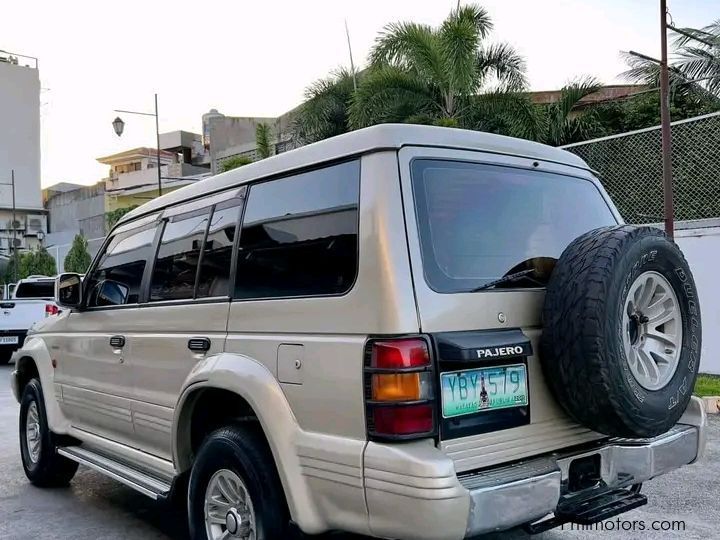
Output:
[
  {"xmin": 11, "ymin": 125, "xmax": 705, "ymax": 540},
  {"xmin": 0, "ymin": 276, "xmax": 58, "ymax": 364}
]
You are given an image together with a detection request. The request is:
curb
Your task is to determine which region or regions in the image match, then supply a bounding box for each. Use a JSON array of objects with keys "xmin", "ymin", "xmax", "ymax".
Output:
[{"xmin": 701, "ymin": 396, "xmax": 720, "ymax": 414}]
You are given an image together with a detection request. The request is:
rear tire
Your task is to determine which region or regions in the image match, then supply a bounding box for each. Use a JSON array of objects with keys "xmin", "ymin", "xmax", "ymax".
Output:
[
  {"xmin": 19, "ymin": 379, "xmax": 79, "ymax": 486},
  {"xmin": 188, "ymin": 424, "xmax": 290, "ymax": 540}
]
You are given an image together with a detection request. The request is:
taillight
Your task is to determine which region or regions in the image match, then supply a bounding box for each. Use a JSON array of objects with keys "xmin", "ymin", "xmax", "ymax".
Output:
[
  {"xmin": 45, "ymin": 304, "xmax": 59, "ymax": 317},
  {"xmin": 364, "ymin": 337, "xmax": 436, "ymax": 441}
]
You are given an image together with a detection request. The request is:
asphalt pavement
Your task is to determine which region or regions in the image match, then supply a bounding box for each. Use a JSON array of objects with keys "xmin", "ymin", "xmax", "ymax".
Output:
[{"xmin": 0, "ymin": 363, "xmax": 717, "ymax": 540}]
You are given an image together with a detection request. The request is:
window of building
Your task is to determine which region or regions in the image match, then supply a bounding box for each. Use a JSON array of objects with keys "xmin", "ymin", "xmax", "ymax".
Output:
[
  {"xmin": 85, "ymin": 224, "xmax": 159, "ymax": 307},
  {"xmin": 234, "ymin": 160, "xmax": 360, "ymax": 300},
  {"xmin": 149, "ymin": 211, "xmax": 210, "ymax": 302},
  {"xmin": 196, "ymin": 201, "xmax": 242, "ymax": 298}
]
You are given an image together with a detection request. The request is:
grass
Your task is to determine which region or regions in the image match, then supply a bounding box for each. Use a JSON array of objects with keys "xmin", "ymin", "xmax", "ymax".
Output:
[{"xmin": 694, "ymin": 373, "xmax": 720, "ymax": 397}]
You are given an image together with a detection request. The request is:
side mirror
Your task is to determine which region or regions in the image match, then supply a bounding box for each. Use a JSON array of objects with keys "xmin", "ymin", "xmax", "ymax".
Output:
[{"xmin": 56, "ymin": 273, "xmax": 83, "ymax": 309}]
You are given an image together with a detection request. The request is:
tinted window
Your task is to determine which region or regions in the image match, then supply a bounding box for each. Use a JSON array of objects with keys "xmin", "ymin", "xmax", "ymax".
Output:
[
  {"xmin": 150, "ymin": 212, "xmax": 210, "ymax": 301},
  {"xmin": 235, "ymin": 160, "xmax": 360, "ymax": 299},
  {"xmin": 14, "ymin": 281, "xmax": 55, "ymax": 298},
  {"xmin": 86, "ymin": 224, "xmax": 158, "ymax": 307},
  {"xmin": 411, "ymin": 160, "xmax": 617, "ymax": 293},
  {"xmin": 196, "ymin": 202, "xmax": 241, "ymax": 298}
]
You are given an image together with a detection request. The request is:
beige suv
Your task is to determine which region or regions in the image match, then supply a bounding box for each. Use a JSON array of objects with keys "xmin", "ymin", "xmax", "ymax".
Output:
[{"xmin": 11, "ymin": 125, "xmax": 705, "ymax": 540}]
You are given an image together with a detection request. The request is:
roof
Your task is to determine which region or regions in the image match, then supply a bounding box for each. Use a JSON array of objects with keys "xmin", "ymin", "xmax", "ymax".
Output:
[
  {"xmin": 530, "ymin": 84, "xmax": 648, "ymax": 106},
  {"xmin": 97, "ymin": 147, "xmax": 177, "ymax": 165},
  {"xmin": 121, "ymin": 124, "xmax": 589, "ymax": 224}
]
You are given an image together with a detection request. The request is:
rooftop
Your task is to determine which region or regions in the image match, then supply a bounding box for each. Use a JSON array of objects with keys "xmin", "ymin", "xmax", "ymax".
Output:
[
  {"xmin": 123, "ymin": 124, "xmax": 588, "ymax": 224},
  {"xmin": 97, "ymin": 147, "xmax": 177, "ymax": 165}
]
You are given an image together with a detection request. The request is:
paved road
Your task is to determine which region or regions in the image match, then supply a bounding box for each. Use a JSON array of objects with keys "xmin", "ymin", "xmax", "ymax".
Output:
[{"xmin": 0, "ymin": 363, "xmax": 717, "ymax": 539}]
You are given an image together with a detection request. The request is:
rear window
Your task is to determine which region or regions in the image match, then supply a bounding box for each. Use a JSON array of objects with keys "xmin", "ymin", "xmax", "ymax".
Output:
[
  {"xmin": 15, "ymin": 281, "xmax": 55, "ymax": 298},
  {"xmin": 411, "ymin": 160, "xmax": 617, "ymax": 293}
]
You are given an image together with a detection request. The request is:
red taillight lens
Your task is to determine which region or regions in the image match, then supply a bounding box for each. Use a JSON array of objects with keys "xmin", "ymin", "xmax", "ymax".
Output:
[
  {"xmin": 371, "ymin": 339, "xmax": 430, "ymax": 369},
  {"xmin": 365, "ymin": 337, "xmax": 436, "ymax": 440},
  {"xmin": 45, "ymin": 304, "xmax": 59, "ymax": 317},
  {"xmin": 372, "ymin": 404, "xmax": 434, "ymax": 436}
]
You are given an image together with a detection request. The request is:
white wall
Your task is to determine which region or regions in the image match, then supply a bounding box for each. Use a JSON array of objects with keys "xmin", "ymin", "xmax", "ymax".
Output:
[
  {"xmin": 675, "ymin": 224, "xmax": 720, "ymax": 375},
  {"xmin": 0, "ymin": 61, "xmax": 41, "ymax": 210}
]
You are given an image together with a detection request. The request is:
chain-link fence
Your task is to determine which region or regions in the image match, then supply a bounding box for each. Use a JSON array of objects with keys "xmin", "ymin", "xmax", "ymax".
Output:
[{"xmin": 562, "ymin": 111, "xmax": 720, "ymax": 224}]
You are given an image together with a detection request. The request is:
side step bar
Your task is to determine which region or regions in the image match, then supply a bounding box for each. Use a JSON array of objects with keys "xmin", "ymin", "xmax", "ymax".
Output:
[{"xmin": 57, "ymin": 446, "xmax": 172, "ymax": 500}]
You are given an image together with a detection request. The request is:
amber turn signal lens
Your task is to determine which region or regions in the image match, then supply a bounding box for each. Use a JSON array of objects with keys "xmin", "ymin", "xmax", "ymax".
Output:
[{"xmin": 372, "ymin": 373, "xmax": 422, "ymax": 401}]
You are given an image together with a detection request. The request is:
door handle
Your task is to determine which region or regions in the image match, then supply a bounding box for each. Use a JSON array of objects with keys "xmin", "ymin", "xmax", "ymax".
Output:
[
  {"xmin": 109, "ymin": 335, "xmax": 125, "ymax": 348},
  {"xmin": 188, "ymin": 337, "xmax": 211, "ymax": 353}
]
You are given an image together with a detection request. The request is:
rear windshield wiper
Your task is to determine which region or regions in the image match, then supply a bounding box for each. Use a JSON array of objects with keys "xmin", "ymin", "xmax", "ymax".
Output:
[{"xmin": 470, "ymin": 269, "xmax": 539, "ymax": 292}]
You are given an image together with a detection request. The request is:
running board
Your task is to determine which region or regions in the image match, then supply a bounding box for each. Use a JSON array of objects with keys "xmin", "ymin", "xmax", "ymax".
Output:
[{"xmin": 57, "ymin": 446, "xmax": 172, "ymax": 500}]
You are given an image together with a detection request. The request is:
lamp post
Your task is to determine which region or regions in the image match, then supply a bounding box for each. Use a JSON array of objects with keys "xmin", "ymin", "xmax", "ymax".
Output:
[
  {"xmin": 112, "ymin": 93, "xmax": 163, "ymax": 196},
  {"xmin": 0, "ymin": 170, "xmax": 18, "ymax": 282}
]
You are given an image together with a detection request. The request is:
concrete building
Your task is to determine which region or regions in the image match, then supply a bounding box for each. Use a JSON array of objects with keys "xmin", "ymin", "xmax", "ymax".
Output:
[
  {"xmin": 0, "ymin": 50, "xmax": 46, "ymax": 275},
  {"xmin": 203, "ymin": 108, "xmax": 298, "ymax": 174},
  {"xmin": 98, "ymin": 144, "xmax": 210, "ymax": 212}
]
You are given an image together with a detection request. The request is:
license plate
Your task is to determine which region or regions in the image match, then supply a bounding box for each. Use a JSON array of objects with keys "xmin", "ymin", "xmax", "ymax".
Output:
[
  {"xmin": 0, "ymin": 336, "xmax": 19, "ymax": 345},
  {"xmin": 441, "ymin": 364, "xmax": 528, "ymax": 418}
]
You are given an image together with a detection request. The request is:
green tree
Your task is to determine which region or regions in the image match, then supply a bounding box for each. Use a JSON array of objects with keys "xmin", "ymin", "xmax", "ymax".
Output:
[
  {"xmin": 349, "ymin": 4, "xmax": 526, "ymax": 128},
  {"xmin": 622, "ymin": 21, "xmax": 720, "ymax": 99},
  {"xmin": 106, "ymin": 205, "xmax": 139, "ymax": 229},
  {"xmin": 292, "ymin": 68, "xmax": 359, "ymax": 144},
  {"xmin": 4, "ymin": 247, "xmax": 57, "ymax": 282},
  {"xmin": 255, "ymin": 123, "xmax": 273, "ymax": 159},
  {"xmin": 220, "ymin": 155, "xmax": 253, "ymax": 173},
  {"xmin": 64, "ymin": 234, "xmax": 92, "ymax": 274}
]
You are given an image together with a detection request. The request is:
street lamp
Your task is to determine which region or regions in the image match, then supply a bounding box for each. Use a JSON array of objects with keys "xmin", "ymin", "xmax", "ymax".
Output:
[
  {"xmin": 112, "ymin": 93, "xmax": 163, "ymax": 196},
  {"xmin": 0, "ymin": 170, "xmax": 18, "ymax": 282}
]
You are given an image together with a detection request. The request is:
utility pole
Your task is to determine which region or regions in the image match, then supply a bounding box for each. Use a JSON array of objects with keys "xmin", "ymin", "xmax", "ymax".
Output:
[
  {"xmin": 659, "ymin": 0, "xmax": 674, "ymax": 238},
  {"xmin": 11, "ymin": 170, "xmax": 17, "ymax": 283},
  {"xmin": 154, "ymin": 93, "xmax": 162, "ymax": 196}
]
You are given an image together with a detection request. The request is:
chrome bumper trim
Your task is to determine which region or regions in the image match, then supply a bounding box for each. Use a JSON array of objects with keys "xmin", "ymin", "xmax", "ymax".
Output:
[{"xmin": 463, "ymin": 416, "xmax": 704, "ymax": 538}]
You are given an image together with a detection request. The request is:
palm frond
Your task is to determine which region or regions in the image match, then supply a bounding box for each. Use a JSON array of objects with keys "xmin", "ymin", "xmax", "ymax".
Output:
[
  {"xmin": 476, "ymin": 43, "xmax": 527, "ymax": 91},
  {"xmin": 349, "ymin": 66, "xmax": 437, "ymax": 128},
  {"xmin": 554, "ymin": 77, "xmax": 602, "ymax": 119},
  {"xmin": 447, "ymin": 4, "xmax": 493, "ymax": 39},
  {"xmin": 292, "ymin": 68, "xmax": 358, "ymax": 144},
  {"xmin": 369, "ymin": 22, "xmax": 444, "ymax": 85},
  {"xmin": 439, "ymin": 6, "xmax": 487, "ymax": 98}
]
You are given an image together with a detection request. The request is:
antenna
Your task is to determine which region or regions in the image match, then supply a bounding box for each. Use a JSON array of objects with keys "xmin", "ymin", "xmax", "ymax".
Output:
[{"xmin": 345, "ymin": 19, "xmax": 358, "ymax": 92}]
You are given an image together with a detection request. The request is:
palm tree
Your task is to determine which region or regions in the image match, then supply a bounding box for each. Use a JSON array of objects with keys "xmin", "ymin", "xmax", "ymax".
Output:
[
  {"xmin": 622, "ymin": 21, "xmax": 720, "ymax": 99},
  {"xmin": 292, "ymin": 68, "xmax": 359, "ymax": 144},
  {"xmin": 349, "ymin": 4, "xmax": 527, "ymax": 128}
]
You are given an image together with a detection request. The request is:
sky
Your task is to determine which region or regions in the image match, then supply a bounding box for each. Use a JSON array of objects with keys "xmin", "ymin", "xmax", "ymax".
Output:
[{"xmin": 1, "ymin": 0, "xmax": 717, "ymax": 187}]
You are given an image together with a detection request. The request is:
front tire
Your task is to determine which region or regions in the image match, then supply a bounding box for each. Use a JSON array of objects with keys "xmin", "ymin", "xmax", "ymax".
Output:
[
  {"xmin": 188, "ymin": 424, "xmax": 290, "ymax": 540},
  {"xmin": 19, "ymin": 379, "xmax": 79, "ymax": 486}
]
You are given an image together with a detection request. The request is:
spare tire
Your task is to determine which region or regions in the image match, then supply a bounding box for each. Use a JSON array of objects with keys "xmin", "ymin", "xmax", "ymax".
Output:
[{"xmin": 541, "ymin": 225, "xmax": 701, "ymax": 438}]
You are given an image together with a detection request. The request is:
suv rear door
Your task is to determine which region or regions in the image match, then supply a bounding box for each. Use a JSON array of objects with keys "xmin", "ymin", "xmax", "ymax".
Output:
[{"xmin": 398, "ymin": 146, "xmax": 621, "ymax": 472}]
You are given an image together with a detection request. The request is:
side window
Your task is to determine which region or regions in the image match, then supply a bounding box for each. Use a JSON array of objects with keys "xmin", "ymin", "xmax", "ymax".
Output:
[
  {"xmin": 86, "ymin": 224, "xmax": 158, "ymax": 307},
  {"xmin": 149, "ymin": 211, "xmax": 210, "ymax": 302},
  {"xmin": 196, "ymin": 201, "xmax": 242, "ymax": 298},
  {"xmin": 235, "ymin": 160, "xmax": 360, "ymax": 299}
]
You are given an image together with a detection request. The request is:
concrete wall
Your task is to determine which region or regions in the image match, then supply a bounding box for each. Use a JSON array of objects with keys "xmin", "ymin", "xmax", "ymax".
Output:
[
  {"xmin": 674, "ymin": 222, "xmax": 720, "ymax": 374},
  {"xmin": 46, "ymin": 183, "xmax": 106, "ymax": 239},
  {"xmin": 0, "ymin": 61, "xmax": 41, "ymax": 210}
]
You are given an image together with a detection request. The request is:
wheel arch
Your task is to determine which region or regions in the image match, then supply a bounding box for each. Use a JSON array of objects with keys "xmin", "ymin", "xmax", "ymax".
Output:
[{"xmin": 172, "ymin": 353, "xmax": 326, "ymax": 534}]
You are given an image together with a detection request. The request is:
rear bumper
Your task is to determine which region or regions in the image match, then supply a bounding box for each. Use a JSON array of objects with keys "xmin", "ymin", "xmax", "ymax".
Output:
[{"xmin": 363, "ymin": 396, "xmax": 706, "ymax": 540}]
